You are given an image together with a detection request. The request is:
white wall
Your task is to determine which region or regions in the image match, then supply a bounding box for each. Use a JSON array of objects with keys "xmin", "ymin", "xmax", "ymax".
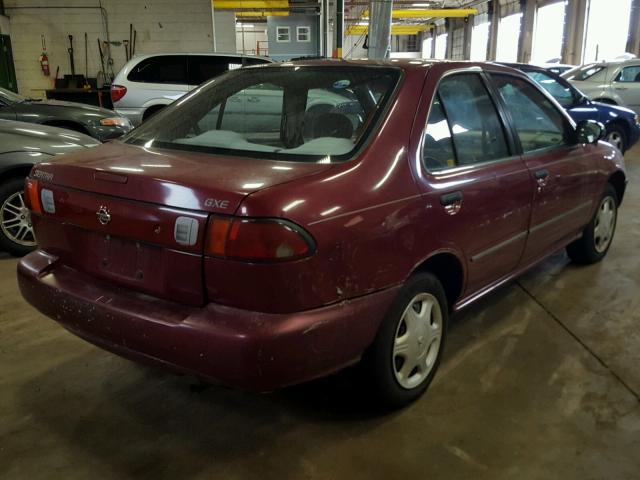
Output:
[
  {"xmin": 3, "ymin": 0, "xmax": 215, "ymax": 97},
  {"xmin": 0, "ymin": 15, "xmax": 10, "ymax": 35}
]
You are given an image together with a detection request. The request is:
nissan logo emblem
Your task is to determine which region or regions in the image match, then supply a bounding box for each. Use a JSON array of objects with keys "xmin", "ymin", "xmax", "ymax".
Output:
[{"xmin": 96, "ymin": 206, "xmax": 111, "ymax": 225}]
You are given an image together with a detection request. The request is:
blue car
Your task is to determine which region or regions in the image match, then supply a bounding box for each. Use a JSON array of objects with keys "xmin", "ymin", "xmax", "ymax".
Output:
[{"xmin": 501, "ymin": 63, "xmax": 640, "ymax": 153}]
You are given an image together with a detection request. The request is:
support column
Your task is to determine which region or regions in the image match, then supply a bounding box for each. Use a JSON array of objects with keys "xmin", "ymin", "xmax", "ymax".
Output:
[
  {"xmin": 445, "ymin": 19, "xmax": 454, "ymax": 59},
  {"xmin": 626, "ymin": 0, "xmax": 640, "ymax": 55},
  {"xmin": 334, "ymin": 0, "xmax": 344, "ymax": 58},
  {"xmin": 463, "ymin": 16, "xmax": 473, "ymax": 60},
  {"xmin": 518, "ymin": 0, "xmax": 536, "ymax": 63},
  {"xmin": 487, "ymin": 0, "xmax": 500, "ymax": 61},
  {"xmin": 368, "ymin": 0, "xmax": 393, "ymax": 59},
  {"xmin": 561, "ymin": 0, "xmax": 587, "ymax": 65}
]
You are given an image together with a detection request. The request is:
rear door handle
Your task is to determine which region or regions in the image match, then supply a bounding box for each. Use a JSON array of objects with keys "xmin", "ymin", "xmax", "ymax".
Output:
[
  {"xmin": 534, "ymin": 169, "xmax": 549, "ymax": 180},
  {"xmin": 440, "ymin": 191, "xmax": 463, "ymax": 215}
]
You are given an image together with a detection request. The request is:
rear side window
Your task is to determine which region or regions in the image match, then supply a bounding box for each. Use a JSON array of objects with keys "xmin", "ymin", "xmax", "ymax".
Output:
[
  {"xmin": 616, "ymin": 65, "xmax": 640, "ymax": 83},
  {"xmin": 492, "ymin": 74, "xmax": 570, "ymax": 153},
  {"xmin": 433, "ymin": 73, "xmax": 510, "ymax": 167},
  {"xmin": 188, "ymin": 56, "xmax": 239, "ymax": 85},
  {"xmin": 127, "ymin": 56, "xmax": 188, "ymax": 84},
  {"xmin": 423, "ymin": 95, "xmax": 456, "ymax": 171},
  {"xmin": 526, "ymin": 71, "xmax": 575, "ymax": 107}
]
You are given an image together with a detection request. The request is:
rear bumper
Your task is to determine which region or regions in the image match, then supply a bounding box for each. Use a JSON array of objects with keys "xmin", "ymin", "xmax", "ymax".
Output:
[{"xmin": 18, "ymin": 250, "xmax": 399, "ymax": 391}]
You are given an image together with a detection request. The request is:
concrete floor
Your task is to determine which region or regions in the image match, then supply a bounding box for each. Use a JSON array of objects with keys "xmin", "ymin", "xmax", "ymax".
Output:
[{"xmin": 2, "ymin": 151, "xmax": 640, "ymax": 480}]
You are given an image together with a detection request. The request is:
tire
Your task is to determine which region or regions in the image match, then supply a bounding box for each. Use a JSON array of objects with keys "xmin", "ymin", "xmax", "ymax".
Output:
[
  {"xmin": 605, "ymin": 124, "xmax": 627, "ymax": 153},
  {"xmin": 0, "ymin": 177, "xmax": 37, "ymax": 256},
  {"xmin": 567, "ymin": 184, "xmax": 618, "ymax": 265},
  {"xmin": 362, "ymin": 272, "xmax": 448, "ymax": 409}
]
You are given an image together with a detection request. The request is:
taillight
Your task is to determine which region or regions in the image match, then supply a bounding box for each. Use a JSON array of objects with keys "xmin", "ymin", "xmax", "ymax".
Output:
[
  {"xmin": 110, "ymin": 84, "xmax": 127, "ymax": 103},
  {"xmin": 206, "ymin": 217, "xmax": 314, "ymax": 261},
  {"xmin": 24, "ymin": 178, "xmax": 42, "ymax": 214}
]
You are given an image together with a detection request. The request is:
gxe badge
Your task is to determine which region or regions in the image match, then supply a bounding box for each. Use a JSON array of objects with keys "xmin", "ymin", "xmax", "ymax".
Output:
[{"xmin": 96, "ymin": 206, "xmax": 111, "ymax": 225}]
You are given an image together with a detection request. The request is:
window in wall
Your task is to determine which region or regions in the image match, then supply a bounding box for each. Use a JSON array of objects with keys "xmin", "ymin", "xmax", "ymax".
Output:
[
  {"xmin": 470, "ymin": 22, "xmax": 489, "ymax": 61},
  {"xmin": 531, "ymin": 1, "xmax": 566, "ymax": 64},
  {"xmin": 276, "ymin": 26, "xmax": 290, "ymax": 42},
  {"xmin": 451, "ymin": 28, "xmax": 465, "ymax": 60},
  {"xmin": 435, "ymin": 33, "xmax": 448, "ymax": 59},
  {"xmin": 422, "ymin": 37, "xmax": 433, "ymax": 58},
  {"xmin": 496, "ymin": 13, "xmax": 522, "ymax": 62},
  {"xmin": 297, "ymin": 26, "xmax": 311, "ymax": 42},
  {"xmin": 583, "ymin": 0, "xmax": 632, "ymax": 62}
]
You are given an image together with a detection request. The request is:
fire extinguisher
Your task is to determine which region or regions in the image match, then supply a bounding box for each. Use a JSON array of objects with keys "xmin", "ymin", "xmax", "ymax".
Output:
[{"xmin": 40, "ymin": 35, "xmax": 50, "ymax": 77}]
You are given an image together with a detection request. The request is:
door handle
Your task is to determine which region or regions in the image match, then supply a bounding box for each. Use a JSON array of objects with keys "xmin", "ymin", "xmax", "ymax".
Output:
[
  {"xmin": 247, "ymin": 96, "xmax": 260, "ymax": 103},
  {"xmin": 440, "ymin": 191, "xmax": 463, "ymax": 215},
  {"xmin": 534, "ymin": 169, "xmax": 549, "ymax": 180},
  {"xmin": 614, "ymin": 87, "xmax": 628, "ymax": 91}
]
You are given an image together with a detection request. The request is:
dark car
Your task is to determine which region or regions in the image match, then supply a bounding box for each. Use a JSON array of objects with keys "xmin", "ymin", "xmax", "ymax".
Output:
[
  {"xmin": 18, "ymin": 60, "xmax": 626, "ymax": 408},
  {"xmin": 0, "ymin": 87, "xmax": 133, "ymax": 142},
  {"xmin": 501, "ymin": 63, "xmax": 640, "ymax": 153},
  {"xmin": 0, "ymin": 120, "xmax": 99, "ymax": 255}
]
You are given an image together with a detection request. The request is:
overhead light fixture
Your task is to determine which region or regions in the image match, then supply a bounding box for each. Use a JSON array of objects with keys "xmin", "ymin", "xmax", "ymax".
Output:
[{"xmin": 412, "ymin": 3, "xmax": 432, "ymax": 6}]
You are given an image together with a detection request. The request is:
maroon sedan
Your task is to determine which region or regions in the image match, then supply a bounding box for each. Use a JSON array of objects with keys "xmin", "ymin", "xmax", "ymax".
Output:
[{"xmin": 18, "ymin": 60, "xmax": 626, "ymax": 407}]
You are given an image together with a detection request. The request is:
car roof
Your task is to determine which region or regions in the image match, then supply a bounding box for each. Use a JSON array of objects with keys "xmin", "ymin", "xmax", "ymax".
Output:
[{"xmin": 128, "ymin": 52, "xmax": 272, "ymax": 61}]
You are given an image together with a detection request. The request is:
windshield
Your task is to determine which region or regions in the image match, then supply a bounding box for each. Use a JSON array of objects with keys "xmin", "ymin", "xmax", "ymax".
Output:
[
  {"xmin": 562, "ymin": 64, "xmax": 605, "ymax": 81},
  {"xmin": 525, "ymin": 71, "xmax": 577, "ymax": 107},
  {"xmin": 124, "ymin": 65, "xmax": 401, "ymax": 162},
  {"xmin": 0, "ymin": 87, "xmax": 25, "ymax": 104}
]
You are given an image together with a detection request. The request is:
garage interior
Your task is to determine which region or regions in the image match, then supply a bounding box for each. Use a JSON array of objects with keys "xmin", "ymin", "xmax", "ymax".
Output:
[{"xmin": 1, "ymin": 0, "xmax": 640, "ymax": 478}]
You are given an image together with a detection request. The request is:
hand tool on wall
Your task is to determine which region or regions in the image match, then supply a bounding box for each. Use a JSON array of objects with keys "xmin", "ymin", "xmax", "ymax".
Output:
[
  {"xmin": 123, "ymin": 40, "xmax": 130, "ymax": 61},
  {"xmin": 132, "ymin": 29, "xmax": 137, "ymax": 57},
  {"xmin": 84, "ymin": 33, "xmax": 90, "ymax": 89},
  {"xmin": 67, "ymin": 35, "xmax": 77, "ymax": 88},
  {"xmin": 97, "ymin": 38, "xmax": 107, "ymax": 88},
  {"xmin": 129, "ymin": 23, "xmax": 133, "ymax": 59}
]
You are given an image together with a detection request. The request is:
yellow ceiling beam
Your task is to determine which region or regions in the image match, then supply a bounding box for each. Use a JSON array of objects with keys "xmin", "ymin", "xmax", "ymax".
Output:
[
  {"xmin": 346, "ymin": 24, "xmax": 430, "ymax": 36},
  {"xmin": 213, "ymin": 0, "xmax": 288, "ymax": 9},
  {"xmin": 362, "ymin": 8, "xmax": 477, "ymax": 18},
  {"xmin": 236, "ymin": 10, "xmax": 289, "ymax": 16}
]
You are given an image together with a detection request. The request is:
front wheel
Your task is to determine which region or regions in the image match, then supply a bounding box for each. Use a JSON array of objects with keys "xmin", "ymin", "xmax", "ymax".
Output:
[
  {"xmin": 362, "ymin": 272, "xmax": 448, "ymax": 408},
  {"xmin": 567, "ymin": 184, "xmax": 618, "ymax": 264},
  {"xmin": 0, "ymin": 177, "xmax": 37, "ymax": 256},
  {"xmin": 605, "ymin": 124, "xmax": 627, "ymax": 153}
]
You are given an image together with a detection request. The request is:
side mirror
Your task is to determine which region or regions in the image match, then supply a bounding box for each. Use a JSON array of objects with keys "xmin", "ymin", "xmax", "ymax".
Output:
[{"xmin": 576, "ymin": 120, "xmax": 605, "ymax": 145}]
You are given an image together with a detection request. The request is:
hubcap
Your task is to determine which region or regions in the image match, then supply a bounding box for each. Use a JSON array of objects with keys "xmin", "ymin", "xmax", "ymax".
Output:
[
  {"xmin": 392, "ymin": 293, "xmax": 443, "ymax": 390},
  {"xmin": 607, "ymin": 131, "xmax": 623, "ymax": 151},
  {"xmin": 0, "ymin": 190, "xmax": 36, "ymax": 247},
  {"xmin": 594, "ymin": 196, "xmax": 616, "ymax": 253}
]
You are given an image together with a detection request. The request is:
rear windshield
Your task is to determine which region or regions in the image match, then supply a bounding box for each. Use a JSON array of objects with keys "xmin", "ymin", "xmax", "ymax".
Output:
[
  {"xmin": 123, "ymin": 65, "xmax": 401, "ymax": 162},
  {"xmin": 562, "ymin": 64, "xmax": 605, "ymax": 81}
]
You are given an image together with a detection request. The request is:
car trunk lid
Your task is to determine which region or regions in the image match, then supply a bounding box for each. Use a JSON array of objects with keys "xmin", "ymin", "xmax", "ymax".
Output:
[{"xmin": 31, "ymin": 142, "xmax": 331, "ymax": 306}]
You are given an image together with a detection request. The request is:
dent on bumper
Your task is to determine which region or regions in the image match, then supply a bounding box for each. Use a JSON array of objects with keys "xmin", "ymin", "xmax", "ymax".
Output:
[{"xmin": 17, "ymin": 250, "xmax": 399, "ymax": 391}]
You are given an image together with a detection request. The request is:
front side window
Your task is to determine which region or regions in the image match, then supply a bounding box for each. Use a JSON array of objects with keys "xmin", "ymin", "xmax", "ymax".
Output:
[
  {"xmin": 435, "ymin": 73, "xmax": 510, "ymax": 166},
  {"xmin": 276, "ymin": 27, "xmax": 290, "ymax": 42},
  {"xmin": 127, "ymin": 56, "xmax": 188, "ymax": 85},
  {"xmin": 616, "ymin": 65, "xmax": 640, "ymax": 83},
  {"xmin": 124, "ymin": 66, "xmax": 400, "ymax": 162},
  {"xmin": 297, "ymin": 26, "xmax": 311, "ymax": 42},
  {"xmin": 492, "ymin": 74, "xmax": 570, "ymax": 153},
  {"xmin": 525, "ymin": 71, "xmax": 576, "ymax": 107}
]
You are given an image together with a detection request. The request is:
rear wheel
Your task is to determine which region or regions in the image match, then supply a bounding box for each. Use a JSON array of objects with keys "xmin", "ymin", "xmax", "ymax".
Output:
[
  {"xmin": 0, "ymin": 177, "xmax": 37, "ymax": 256},
  {"xmin": 567, "ymin": 184, "xmax": 618, "ymax": 264},
  {"xmin": 362, "ymin": 272, "xmax": 448, "ymax": 408},
  {"xmin": 605, "ymin": 124, "xmax": 627, "ymax": 153}
]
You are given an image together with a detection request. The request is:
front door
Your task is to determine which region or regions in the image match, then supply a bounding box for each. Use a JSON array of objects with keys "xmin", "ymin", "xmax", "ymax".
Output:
[
  {"xmin": 610, "ymin": 63, "xmax": 640, "ymax": 114},
  {"xmin": 415, "ymin": 71, "xmax": 534, "ymax": 297},
  {"xmin": 489, "ymin": 73, "xmax": 596, "ymax": 266}
]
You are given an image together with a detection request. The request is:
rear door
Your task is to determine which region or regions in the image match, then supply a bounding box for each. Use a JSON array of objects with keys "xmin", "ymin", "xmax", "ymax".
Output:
[
  {"xmin": 489, "ymin": 72, "xmax": 597, "ymax": 266},
  {"xmin": 610, "ymin": 63, "xmax": 640, "ymax": 114},
  {"xmin": 415, "ymin": 70, "xmax": 534, "ymax": 297}
]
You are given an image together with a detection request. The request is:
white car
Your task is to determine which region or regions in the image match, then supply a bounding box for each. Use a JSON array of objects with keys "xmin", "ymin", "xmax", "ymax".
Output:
[
  {"xmin": 111, "ymin": 53, "xmax": 272, "ymax": 126},
  {"xmin": 563, "ymin": 59, "xmax": 640, "ymax": 114}
]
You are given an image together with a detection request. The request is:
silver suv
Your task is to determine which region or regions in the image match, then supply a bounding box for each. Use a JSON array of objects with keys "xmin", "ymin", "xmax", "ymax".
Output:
[
  {"xmin": 563, "ymin": 59, "xmax": 640, "ymax": 114},
  {"xmin": 111, "ymin": 53, "xmax": 272, "ymax": 126}
]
